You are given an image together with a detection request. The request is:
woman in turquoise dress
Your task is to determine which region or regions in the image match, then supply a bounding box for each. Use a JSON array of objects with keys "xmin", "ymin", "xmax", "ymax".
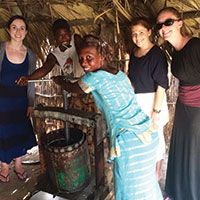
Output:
[
  {"xmin": 52, "ymin": 35, "xmax": 162, "ymax": 199},
  {"xmin": 0, "ymin": 15, "xmax": 37, "ymax": 183}
]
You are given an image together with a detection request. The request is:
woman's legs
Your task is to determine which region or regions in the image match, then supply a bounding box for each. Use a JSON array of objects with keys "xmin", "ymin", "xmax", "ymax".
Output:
[{"xmin": 0, "ymin": 157, "xmax": 28, "ymax": 182}]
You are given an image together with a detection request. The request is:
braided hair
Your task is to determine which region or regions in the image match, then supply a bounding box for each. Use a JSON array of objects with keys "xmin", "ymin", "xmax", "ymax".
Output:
[{"xmin": 81, "ymin": 35, "xmax": 113, "ymax": 65}]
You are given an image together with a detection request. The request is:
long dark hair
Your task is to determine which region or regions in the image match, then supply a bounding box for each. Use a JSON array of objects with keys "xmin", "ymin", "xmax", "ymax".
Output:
[
  {"xmin": 130, "ymin": 17, "xmax": 153, "ymax": 31},
  {"xmin": 7, "ymin": 15, "xmax": 28, "ymax": 30},
  {"xmin": 130, "ymin": 17, "xmax": 155, "ymax": 43}
]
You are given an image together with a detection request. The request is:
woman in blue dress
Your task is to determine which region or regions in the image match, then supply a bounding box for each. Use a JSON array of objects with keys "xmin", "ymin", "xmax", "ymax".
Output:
[
  {"xmin": 0, "ymin": 15, "xmax": 37, "ymax": 182},
  {"xmin": 52, "ymin": 35, "xmax": 162, "ymax": 200}
]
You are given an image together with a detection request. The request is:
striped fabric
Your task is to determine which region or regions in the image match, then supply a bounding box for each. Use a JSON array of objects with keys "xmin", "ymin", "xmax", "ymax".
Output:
[
  {"xmin": 135, "ymin": 92, "xmax": 169, "ymax": 161},
  {"xmin": 79, "ymin": 70, "xmax": 162, "ymax": 199},
  {"xmin": 0, "ymin": 53, "xmax": 37, "ymax": 164},
  {"xmin": 114, "ymin": 130, "xmax": 162, "ymax": 199}
]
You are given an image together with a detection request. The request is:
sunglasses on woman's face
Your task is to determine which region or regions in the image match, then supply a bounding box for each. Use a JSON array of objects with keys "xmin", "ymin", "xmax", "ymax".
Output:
[{"xmin": 155, "ymin": 18, "xmax": 179, "ymax": 31}]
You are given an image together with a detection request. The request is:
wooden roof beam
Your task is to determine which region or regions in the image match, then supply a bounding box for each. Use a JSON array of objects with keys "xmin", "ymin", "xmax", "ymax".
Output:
[
  {"xmin": 0, "ymin": 17, "xmax": 104, "ymax": 28},
  {"xmin": 16, "ymin": 0, "xmax": 26, "ymax": 17},
  {"xmin": 0, "ymin": 11, "xmax": 199, "ymax": 29},
  {"xmin": 183, "ymin": 11, "xmax": 200, "ymax": 19}
]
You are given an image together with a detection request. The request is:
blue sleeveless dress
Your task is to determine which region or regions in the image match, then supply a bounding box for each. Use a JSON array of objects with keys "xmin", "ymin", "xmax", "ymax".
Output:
[{"xmin": 0, "ymin": 53, "xmax": 37, "ymax": 164}]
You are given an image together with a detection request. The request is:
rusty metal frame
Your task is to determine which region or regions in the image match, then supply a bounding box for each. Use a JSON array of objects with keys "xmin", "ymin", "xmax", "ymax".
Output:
[{"xmin": 32, "ymin": 106, "xmax": 106, "ymax": 189}]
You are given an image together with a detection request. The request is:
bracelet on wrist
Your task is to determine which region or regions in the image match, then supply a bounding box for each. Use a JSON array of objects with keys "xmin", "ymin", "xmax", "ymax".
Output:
[{"xmin": 153, "ymin": 108, "xmax": 161, "ymax": 114}]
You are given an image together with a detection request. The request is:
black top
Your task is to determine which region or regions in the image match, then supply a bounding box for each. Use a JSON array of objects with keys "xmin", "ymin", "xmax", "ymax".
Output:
[
  {"xmin": 171, "ymin": 37, "xmax": 200, "ymax": 86},
  {"xmin": 128, "ymin": 45, "xmax": 168, "ymax": 94}
]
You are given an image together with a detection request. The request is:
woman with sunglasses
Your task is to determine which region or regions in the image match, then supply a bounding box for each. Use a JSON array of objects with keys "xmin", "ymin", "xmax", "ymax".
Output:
[
  {"xmin": 156, "ymin": 7, "xmax": 200, "ymax": 200},
  {"xmin": 127, "ymin": 17, "xmax": 169, "ymax": 182}
]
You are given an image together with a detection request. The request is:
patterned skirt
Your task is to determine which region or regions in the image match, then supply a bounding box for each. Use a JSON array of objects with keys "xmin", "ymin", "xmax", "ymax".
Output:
[
  {"xmin": 113, "ymin": 129, "xmax": 163, "ymax": 200},
  {"xmin": 136, "ymin": 92, "xmax": 169, "ymax": 161}
]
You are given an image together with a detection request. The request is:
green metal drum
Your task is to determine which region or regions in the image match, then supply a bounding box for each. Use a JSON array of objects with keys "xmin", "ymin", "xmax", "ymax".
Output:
[{"xmin": 44, "ymin": 128, "xmax": 91, "ymax": 193}]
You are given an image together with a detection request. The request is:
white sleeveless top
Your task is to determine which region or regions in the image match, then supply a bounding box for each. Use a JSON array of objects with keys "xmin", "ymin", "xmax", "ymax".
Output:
[{"xmin": 51, "ymin": 34, "xmax": 85, "ymax": 78}]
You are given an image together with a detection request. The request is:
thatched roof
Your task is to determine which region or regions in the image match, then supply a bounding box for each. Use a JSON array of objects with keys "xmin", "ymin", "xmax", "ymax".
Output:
[{"xmin": 0, "ymin": 0, "xmax": 200, "ymax": 61}]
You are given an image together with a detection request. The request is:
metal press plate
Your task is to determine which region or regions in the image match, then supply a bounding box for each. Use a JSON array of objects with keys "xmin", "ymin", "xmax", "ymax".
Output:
[{"xmin": 30, "ymin": 191, "xmax": 68, "ymax": 200}]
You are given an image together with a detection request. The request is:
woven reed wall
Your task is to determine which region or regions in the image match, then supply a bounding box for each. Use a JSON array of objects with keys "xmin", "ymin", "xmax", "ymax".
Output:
[{"xmin": 164, "ymin": 75, "xmax": 179, "ymax": 151}]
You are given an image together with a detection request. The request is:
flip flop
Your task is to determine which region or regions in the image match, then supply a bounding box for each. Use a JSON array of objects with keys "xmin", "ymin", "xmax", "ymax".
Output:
[
  {"xmin": 0, "ymin": 173, "xmax": 10, "ymax": 183},
  {"xmin": 14, "ymin": 170, "xmax": 28, "ymax": 181}
]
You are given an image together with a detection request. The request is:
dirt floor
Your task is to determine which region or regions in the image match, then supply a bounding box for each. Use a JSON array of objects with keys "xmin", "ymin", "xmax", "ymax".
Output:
[
  {"xmin": 0, "ymin": 146, "xmax": 41, "ymax": 200},
  {"xmin": 0, "ymin": 146, "xmax": 168, "ymax": 200}
]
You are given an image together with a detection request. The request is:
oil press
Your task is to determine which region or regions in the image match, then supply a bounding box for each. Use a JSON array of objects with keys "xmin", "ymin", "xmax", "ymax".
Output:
[{"xmin": 31, "ymin": 76, "xmax": 107, "ymax": 199}]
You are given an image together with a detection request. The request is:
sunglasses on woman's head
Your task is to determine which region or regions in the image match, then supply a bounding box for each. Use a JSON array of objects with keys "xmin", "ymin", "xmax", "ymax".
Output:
[{"xmin": 155, "ymin": 18, "xmax": 180, "ymax": 31}]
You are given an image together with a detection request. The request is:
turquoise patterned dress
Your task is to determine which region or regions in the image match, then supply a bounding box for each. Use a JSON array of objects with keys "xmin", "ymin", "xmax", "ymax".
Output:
[{"xmin": 78, "ymin": 70, "xmax": 162, "ymax": 200}]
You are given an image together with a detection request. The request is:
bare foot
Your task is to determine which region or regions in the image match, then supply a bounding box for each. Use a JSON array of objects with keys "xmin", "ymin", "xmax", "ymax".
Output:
[{"xmin": 0, "ymin": 163, "xmax": 10, "ymax": 183}]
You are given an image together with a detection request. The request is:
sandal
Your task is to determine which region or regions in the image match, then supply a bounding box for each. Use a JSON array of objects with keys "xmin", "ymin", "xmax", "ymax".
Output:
[
  {"xmin": 0, "ymin": 173, "xmax": 10, "ymax": 183},
  {"xmin": 14, "ymin": 169, "xmax": 28, "ymax": 181}
]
